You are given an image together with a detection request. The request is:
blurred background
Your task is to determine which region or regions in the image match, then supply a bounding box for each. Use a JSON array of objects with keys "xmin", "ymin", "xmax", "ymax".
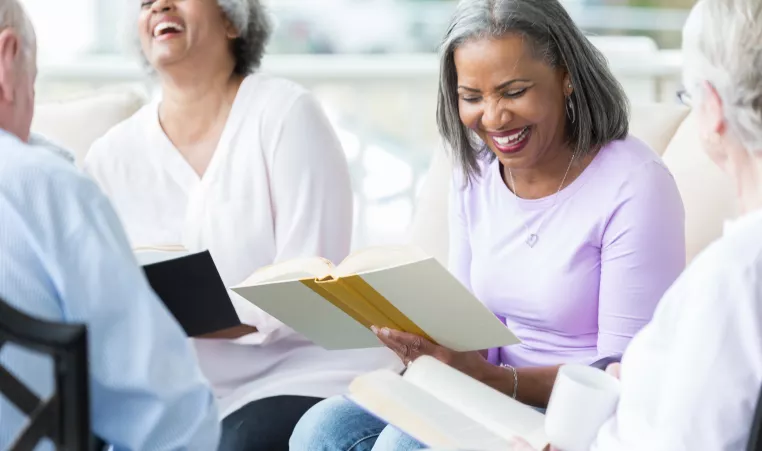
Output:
[{"xmin": 22, "ymin": 0, "xmax": 692, "ymax": 249}]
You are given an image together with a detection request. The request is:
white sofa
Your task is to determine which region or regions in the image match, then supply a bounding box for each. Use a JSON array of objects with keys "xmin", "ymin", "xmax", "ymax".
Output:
[
  {"xmin": 32, "ymin": 88, "xmax": 148, "ymax": 163},
  {"xmin": 32, "ymin": 91, "xmax": 737, "ymax": 265}
]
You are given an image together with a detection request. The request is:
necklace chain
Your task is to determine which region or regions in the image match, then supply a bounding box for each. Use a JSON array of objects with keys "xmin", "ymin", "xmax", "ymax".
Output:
[{"xmin": 507, "ymin": 155, "xmax": 575, "ymax": 248}]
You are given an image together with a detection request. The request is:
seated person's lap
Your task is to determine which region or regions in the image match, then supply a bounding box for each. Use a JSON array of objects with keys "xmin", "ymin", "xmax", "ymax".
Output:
[
  {"xmin": 289, "ymin": 397, "xmax": 424, "ymax": 451},
  {"xmin": 219, "ymin": 395, "xmax": 323, "ymax": 451}
]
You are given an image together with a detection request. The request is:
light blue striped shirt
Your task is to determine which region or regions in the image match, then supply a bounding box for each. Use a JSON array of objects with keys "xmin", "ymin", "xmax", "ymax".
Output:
[{"xmin": 0, "ymin": 131, "xmax": 220, "ymax": 450}]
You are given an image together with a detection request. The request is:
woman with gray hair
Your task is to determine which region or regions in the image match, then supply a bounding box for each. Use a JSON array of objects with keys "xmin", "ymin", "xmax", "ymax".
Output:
[
  {"xmin": 82, "ymin": 0, "xmax": 399, "ymax": 450},
  {"xmin": 290, "ymin": 0, "xmax": 685, "ymax": 449}
]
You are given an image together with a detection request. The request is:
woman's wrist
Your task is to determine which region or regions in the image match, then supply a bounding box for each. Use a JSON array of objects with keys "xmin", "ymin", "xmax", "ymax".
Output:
[
  {"xmin": 479, "ymin": 361, "xmax": 520, "ymax": 398},
  {"xmin": 480, "ymin": 364, "xmax": 561, "ymax": 407},
  {"xmin": 501, "ymin": 363, "xmax": 519, "ymax": 398}
]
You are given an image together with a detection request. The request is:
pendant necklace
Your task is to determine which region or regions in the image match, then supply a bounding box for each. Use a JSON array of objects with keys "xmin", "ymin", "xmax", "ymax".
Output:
[{"xmin": 507, "ymin": 155, "xmax": 575, "ymax": 248}]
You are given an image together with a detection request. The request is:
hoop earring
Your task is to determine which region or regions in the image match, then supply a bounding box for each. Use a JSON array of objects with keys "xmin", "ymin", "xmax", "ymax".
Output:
[{"xmin": 566, "ymin": 96, "xmax": 576, "ymax": 124}]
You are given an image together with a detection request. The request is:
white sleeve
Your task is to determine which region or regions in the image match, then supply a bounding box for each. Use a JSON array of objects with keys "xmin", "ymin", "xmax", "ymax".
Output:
[
  {"xmin": 268, "ymin": 92, "xmax": 353, "ymax": 265},
  {"xmin": 228, "ymin": 92, "xmax": 353, "ymax": 344},
  {"xmin": 81, "ymin": 138, "xmax": 113, "ymax": 198},
  {"xmin": 595, "ymin": 256, "xmax": 762, "ymax": 451}
]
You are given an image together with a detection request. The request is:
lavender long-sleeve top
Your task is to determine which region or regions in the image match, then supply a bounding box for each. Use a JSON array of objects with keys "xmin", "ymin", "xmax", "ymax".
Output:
[{"xmin": 448, "ymin": 136, "xmax": 686, "ymax": 368}]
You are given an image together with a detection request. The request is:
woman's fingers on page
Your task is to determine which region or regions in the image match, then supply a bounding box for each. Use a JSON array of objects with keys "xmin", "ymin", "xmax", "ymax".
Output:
[
  {"xmin": 377, "ymin": 328, "xmax": 475, "ymax": 370},
  {"xmin": 372, "ymin": 327, "xmax": 435, "ymax": 364},
  {"xmin": 410, "ymin": 335, "xmax": 423, "ymax": 352},
  {"xmin": 371, "ymin": 327, "xmax": 409, "ymax": 361}
]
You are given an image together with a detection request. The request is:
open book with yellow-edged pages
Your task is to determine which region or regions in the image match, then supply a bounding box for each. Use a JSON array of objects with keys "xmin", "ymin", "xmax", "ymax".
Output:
[
  {"xmin": 230, "ymin": 245, "xmax": 519, "ymax": 351},
  {"xmin": 348, "ymin": 356, "xmax": 549, "ymax": 451}
]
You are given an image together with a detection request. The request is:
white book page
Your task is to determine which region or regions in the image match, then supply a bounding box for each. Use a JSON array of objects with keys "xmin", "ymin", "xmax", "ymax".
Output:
[
  {"xmin": 359, "ymin": 259, "xmax": 519, "ymax": 351},
  {"xmin": 333, "ymin": 245, "xmax": 429, "ymax": 278},
  {"xmin": 236, "ymin": 257, "xmax": 334, "ymax": 286},
  {"xmin": 348, "ymin": 370, "xmax": 513, "ymax": 451},
  {"xmin": 231, "ymin": 280, "xmax": 382, "ymax": 350},
  {"xmin": 404, "ymin": 356, "xmax": 549, "ymax": 450}
]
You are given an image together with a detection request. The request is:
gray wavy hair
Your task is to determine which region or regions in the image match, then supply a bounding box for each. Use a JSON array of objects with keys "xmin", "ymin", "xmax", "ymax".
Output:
[
  {"xmin": 437, "ymin": 0, "xmax": 629, "ymax": 183},
  {"xmin": 131, "ymin": 0, "xmax": 271, "ymax": 75},
  {"xmin": 683, "ymin": 0, "xmax": 762, "ymax": 153}
]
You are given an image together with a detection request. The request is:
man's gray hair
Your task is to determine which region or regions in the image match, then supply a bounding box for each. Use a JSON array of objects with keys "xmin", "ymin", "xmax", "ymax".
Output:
[
  {"xmin": 437, "ymin": 0, "xmax": 629, "ymax": 184},
  {"xmin": 683, "ymin": 0, "xmax": 762, "ymax": 153},
  {"xmin": 0, "ymin": 0, "xmax": 34, "ymax": 60}
]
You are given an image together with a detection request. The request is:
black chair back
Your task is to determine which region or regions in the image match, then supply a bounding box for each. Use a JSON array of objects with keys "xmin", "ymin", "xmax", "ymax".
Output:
[
  {"xmin": 748, "ymin": 384, "xmax": 762, "ymax": 451},
  {"xmin": 0, "ymin": 297, "xmax": 94, "ymax": 451}
]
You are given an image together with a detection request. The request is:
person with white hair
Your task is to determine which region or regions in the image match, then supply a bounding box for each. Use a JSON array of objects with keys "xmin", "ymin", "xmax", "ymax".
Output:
[
  {"xmin": 594, "ymin": 1, "xmax": 762, "ymax": 448},
  {"xmin": 0, "ymin": 0, "xmax": 220, "ymax": 449},
  {"xmin": 510, "ymin": 0, "xmax": 762, "ymax": 449},
  {"xmin": 82, "ymin": 0, "xmax": 400, "ymax": 449}
]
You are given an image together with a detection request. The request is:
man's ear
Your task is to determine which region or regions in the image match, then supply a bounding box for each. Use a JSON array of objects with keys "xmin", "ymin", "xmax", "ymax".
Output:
[
  {"xmin": 0, "ymin": 28, "xmax": 21, "ymax": 103},
  {"xmin": 702, "ymin": 81, "xmax": 726, "ymax": 136}
]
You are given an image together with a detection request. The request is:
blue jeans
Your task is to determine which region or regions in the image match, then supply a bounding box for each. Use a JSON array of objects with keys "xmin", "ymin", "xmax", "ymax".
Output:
[{"xmin": 289, "ymin": 396, "xmax": 426, "ymax": 450}]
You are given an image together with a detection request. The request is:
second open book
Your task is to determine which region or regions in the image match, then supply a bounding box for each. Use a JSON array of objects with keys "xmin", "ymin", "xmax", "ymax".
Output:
[
  {"xmin": 348, "ymin": 356, "xmax": 549, "ymax": 450},
  {"xmin": 231, "ymin": 246, "xmax": 519, "ymax": 351}
]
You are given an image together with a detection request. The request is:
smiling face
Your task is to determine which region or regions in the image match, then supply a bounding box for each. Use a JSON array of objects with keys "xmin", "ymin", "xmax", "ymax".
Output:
[
  {"xmin": 454, "ymin": 34, "xmax": 572, "ymax": 170},
  {"xmin": 138, "ymin": 0, "xmax": 238, "ymax": 73}
]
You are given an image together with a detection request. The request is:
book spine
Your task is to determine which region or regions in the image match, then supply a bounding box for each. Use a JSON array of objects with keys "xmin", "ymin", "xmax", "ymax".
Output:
[
  {"xmin": 301, "ymin": 276, "xmax": 435, "ymax": 343},
  {"xmin": 301, "ymin": 278, "xmax": 374, "ymax": 328}
]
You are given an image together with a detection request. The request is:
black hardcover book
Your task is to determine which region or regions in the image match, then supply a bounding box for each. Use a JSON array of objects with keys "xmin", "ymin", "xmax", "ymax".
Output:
[{"xmin": 142, "ymin": 250, "xmax": 240, "ymax": 337}]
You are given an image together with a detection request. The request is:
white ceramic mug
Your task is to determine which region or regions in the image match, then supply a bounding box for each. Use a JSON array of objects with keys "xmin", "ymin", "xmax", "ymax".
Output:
[{"xmin": 544, "ymin": 364, "xmax": 621, "ymax": 451}]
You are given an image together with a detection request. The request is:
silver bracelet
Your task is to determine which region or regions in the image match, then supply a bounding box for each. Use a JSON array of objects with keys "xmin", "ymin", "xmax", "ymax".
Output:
[{"xmin": 500, "ymin": 363, "xmax": 518, "ymax": 399}]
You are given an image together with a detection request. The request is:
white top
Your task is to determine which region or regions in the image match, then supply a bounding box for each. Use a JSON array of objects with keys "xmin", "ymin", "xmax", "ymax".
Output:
[
  {"xmin": 84, "ymin": 73, "xmax": 400, "ymax": 417},
  {"xmin": 593, "ymin": 208, "xmax": 762, "ymax": 450}
]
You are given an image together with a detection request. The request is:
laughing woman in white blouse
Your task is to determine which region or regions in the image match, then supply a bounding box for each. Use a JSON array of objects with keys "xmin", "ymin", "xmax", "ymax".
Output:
[{"xmin": 83, "ymin": 0, "xmax": 398, "ymax": 450}]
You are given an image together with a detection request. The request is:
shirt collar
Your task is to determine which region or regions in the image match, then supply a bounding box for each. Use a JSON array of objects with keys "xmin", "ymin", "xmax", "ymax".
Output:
[
  {"xmin": 0, "ymin": 128, "xmax": 76, "ymax": 165},
  {"xmin": 0, "ymin": 127, "xmax": 21, "ymax": 144},
  {"xmin": 28, "ymin": 133, "xmax": 75, "ymax": 164}
]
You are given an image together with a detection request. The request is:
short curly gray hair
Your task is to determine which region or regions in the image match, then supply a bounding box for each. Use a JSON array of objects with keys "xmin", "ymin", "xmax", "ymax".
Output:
[
  {"xmin": 683, "ymin": 0, "xmax": 762, "ymax": 153},
  {"xmin": 219, "ymin": 0, "xmax": 272, "ymax": 75},
  {"xmin": 131, "ymin": 0, "xmax": 272, "ymax": 75}
]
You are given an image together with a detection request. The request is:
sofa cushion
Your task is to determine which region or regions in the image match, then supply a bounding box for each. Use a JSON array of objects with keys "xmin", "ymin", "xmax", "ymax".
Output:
[
  {"xmin": 411, "ymin": 149, "xmax": 452, "ymax": 266},
  {"xmin": 32, "ymin": 88, "xmax": 148, "ymax": 164},
  {"xmin": 629, "ymin": 103, "xmax": 690, "ymax": 156},
  {"xmin": 660, "ymin": 111, "xmax": 738, "ymax": 262}
]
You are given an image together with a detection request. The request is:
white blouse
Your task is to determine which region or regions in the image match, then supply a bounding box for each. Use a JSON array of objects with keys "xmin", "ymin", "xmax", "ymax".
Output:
[
  {"xmin": 593, "ymin": 208, "xmax": 762, "ymax": 450},
  {"xmin": 84, "ymin": 73, "xmax": 400, "ymax": 418}
]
